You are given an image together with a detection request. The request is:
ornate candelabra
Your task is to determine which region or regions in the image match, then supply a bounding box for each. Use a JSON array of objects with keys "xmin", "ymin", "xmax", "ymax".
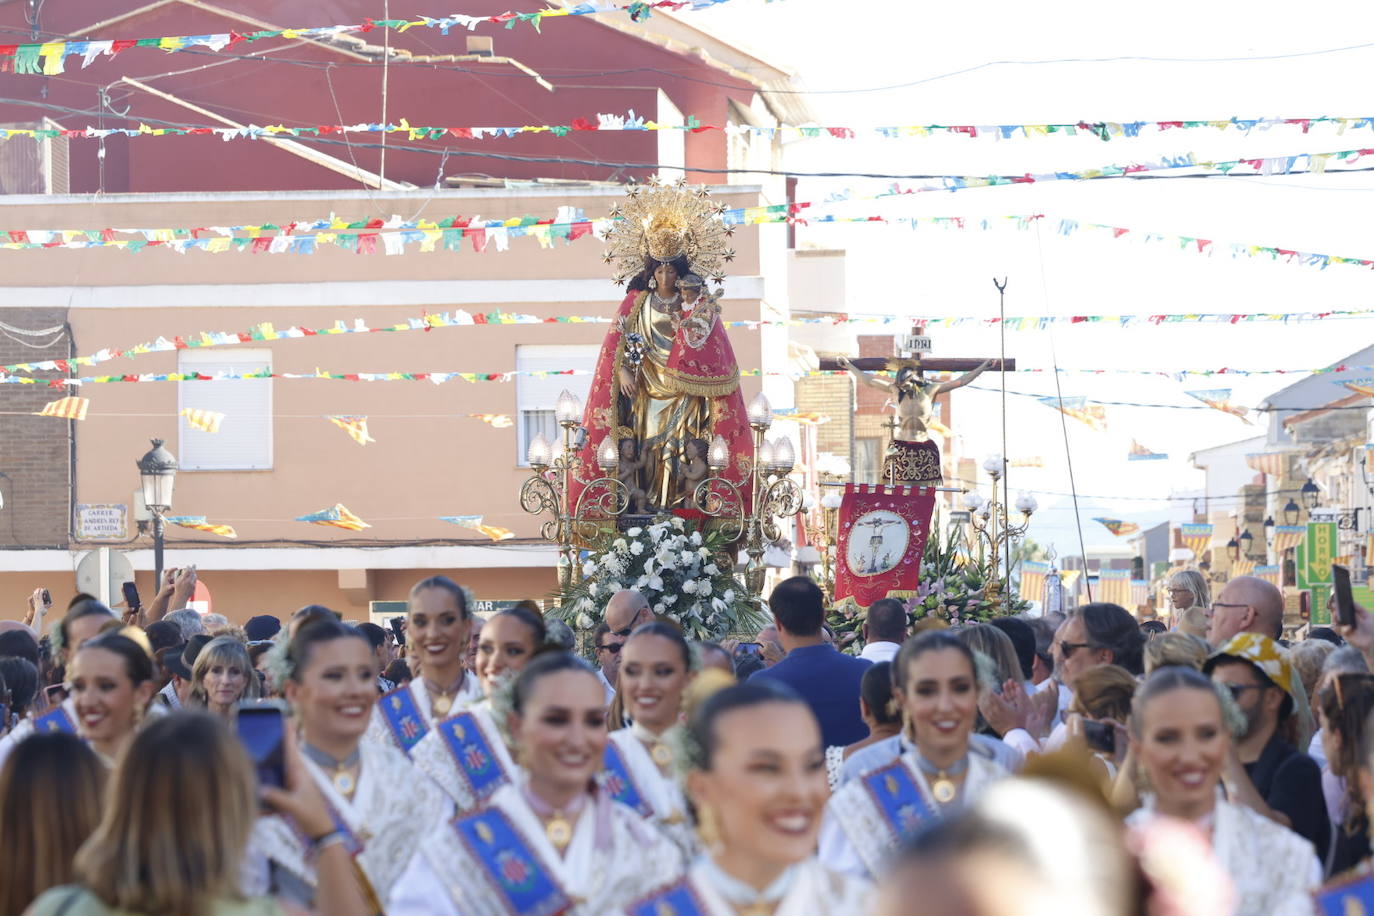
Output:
[
  {"xmin": 962, "ymin": 453, "xmax": 1037, "ymax": 608},
  {"xmin": 803, "ymin": 454, "xmax": 852, "ymax": 601},
  {"xmin": 693, "ymin": 393, "xmax": 805, "ymax": 594},
  {"xmin": 520, "ymin": 390, "xmax": 631, "ymax": 592}
]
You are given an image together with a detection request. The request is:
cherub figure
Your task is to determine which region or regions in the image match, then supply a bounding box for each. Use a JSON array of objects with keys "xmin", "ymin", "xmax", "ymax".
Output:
[
  {"xmin": 677, "ymin": 437, "xmax": 710, "ymax": 508},
  {"xmin": 618, "ymin": 437, "xmax": 651, "ymax": 514}
]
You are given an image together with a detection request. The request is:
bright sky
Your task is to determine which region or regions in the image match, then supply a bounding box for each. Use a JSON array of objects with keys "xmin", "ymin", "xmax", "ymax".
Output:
[{"xmin": 688, "ymin": 0, "xmax": 1374, "ymax": 558}]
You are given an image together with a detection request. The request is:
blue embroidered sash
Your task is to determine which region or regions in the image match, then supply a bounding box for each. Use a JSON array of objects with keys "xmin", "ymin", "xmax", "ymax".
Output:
[
  {"xmin": 437, "ymin": 710, "xmax": 509, "ymax": 802},
  {"xmin": 452, "ymin": 809, "xmax": 572, "ymax": 916},
  {"xmin": 33, "ymin": 705, "xmax": 76, "ymax": 735},
  {"xmin": 859, "ymin": 758, "xmax": 936, "ymax": 843},
  {"xmin": 628, "ymin": 879, "xmax": 709, "ymax": 916},
  {"xmin": 1318, "ymin": 868, "xmax": 1374, "ymax": 916},
  {"xmin": 600, "ymin": 741, "xmax": 654, "ymax": 817},
  {"xmin": 377, "ymin": 686, "xmax": 428, "ymax": 754}
]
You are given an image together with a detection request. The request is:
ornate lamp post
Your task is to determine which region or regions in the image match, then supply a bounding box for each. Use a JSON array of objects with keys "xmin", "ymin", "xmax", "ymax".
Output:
[
  {"xmin": 693, "ymin": 392, "xmax": 804, "ymax": 594},
  {"xmin": 136, "ymin": 438, "xmax": 178, "ymax": 586},
  {"xmin": 1301, "ymin": 478, "xmax": 1321, "ymax": 510},
  {"xmin": 962, "ymin": 453, "xmax": 1036, "ymax": 608},
  {"xmin": 520, "ymin": 390, "xmax": 630, "ymax": 592},
  {"xmin": 1283, "ymin": 499, "xmax": 1302, "ymax": 526}
]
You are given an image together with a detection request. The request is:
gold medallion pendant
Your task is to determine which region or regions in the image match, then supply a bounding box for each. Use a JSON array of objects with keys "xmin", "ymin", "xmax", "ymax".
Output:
[
  {"xmin": 332, "ymin": 769, "xmax": 356, "ymax": 796},
  {"xmin": 432, "ymin": 694, "xmax": 453, "ymax": 717},
  {"xmin": 931, "ymin": 776, "xmax": 957, "ymax": 804},
  {"xmin": 650, "ymin": 742, "xmax": 673, "ymax": 768},
  {"xmin": 545, "ymin": 813, "xmax": 573, "ymax": 851}
]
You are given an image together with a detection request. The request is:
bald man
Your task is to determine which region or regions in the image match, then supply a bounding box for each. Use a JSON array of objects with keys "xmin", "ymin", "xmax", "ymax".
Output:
[
  {"xmin": 604, "ymin": 589, "xmax": 652, "ymax": 637},
  {"xmin": 1209, "ymin": 575, "xmax": 1285, "ymax": 645}
]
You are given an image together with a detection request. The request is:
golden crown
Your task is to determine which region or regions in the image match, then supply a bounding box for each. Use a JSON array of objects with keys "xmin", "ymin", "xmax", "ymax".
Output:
[{"xmin": 602, "ymin": 179, "xmax": 735, "ymax": 285}]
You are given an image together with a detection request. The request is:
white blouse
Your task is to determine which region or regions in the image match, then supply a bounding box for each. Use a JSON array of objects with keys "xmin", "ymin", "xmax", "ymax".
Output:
[
  {"xmin": 363, "ymin": 673, "xmax": 483, "ymax": 753},
  {"xmin": 623, "ymin": 856, "xmax": 872, "ymax": 915},
  {"xmin": 605, "ymin": 725, "xmax": 696, "ymax": 858},
  {"xmin": 410, "ymin": 702, "xmax": 520, "ymax": 812}
]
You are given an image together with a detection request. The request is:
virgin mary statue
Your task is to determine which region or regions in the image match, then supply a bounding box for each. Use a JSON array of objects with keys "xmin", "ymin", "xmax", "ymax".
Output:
[{"xmin": 569, "ymin": 181, "xmax": 753, "ymax": 525}]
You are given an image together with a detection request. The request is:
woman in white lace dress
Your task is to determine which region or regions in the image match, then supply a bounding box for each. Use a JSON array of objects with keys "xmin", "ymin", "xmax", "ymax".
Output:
[{"xmin": 1124, "ymin": 665, "xmax": 1321, "ymax": 916}]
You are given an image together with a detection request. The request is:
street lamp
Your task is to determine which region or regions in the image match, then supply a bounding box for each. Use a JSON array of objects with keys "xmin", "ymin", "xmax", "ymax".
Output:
[
  {"xmin": 1301, "ymin": 478, "xmax": 1321, "ymax": 510},
  {"xmin": 1238, "ymin": 528, "xmax": 1254, "ymax": 557},
  {"xmin": 136, "ymin": 438, "xmax": 178, "ymax": 586},
  {"xmin": 1283, "ymin": 499, "xmax": 1301, "ymax": 526},
  {"xmin": 1226, "ymin": 537, "xmax": 1240, "ymax": 563}
]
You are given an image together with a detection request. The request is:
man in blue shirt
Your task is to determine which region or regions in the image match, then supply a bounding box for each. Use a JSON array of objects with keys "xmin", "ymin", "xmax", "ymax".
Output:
[{"xmin": 748, "ymin": 576, "xmax": 872, "ymax": 747}]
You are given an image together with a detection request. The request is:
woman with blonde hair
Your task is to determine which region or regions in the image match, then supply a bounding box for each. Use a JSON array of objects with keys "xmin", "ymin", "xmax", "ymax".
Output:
[
  {"xmin": 1166, "ymin": 569, "xmax": 1210, "ymax": 621},
  {"xmin": 27, "ymin": 711, "xmax": 370, "ymax": 916},
  {"xmin": 1143, "ymin": 631, "xmax": 1209, "ymax": 674},
  {"xmin": 191, "ymin": 636, "xmax": 259, "ymax": 719},
  {"xmin": 0, "ymin": 733, "xmax": 105, "ymax": 916}
]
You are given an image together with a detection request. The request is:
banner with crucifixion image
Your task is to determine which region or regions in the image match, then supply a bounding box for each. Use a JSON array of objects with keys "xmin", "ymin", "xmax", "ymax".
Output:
[{"xmin": 832, "ymin": 484, "xmax": 936, "ymax": 614}]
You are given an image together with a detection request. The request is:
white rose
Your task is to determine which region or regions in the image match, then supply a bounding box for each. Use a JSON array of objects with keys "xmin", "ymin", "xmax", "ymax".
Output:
[
  {"xmin": 630, "ymin": 541, "xmax": 644, "ymax": 556},
  {"xmin": 613, "ymin": 538, "xmax": 628, "ymax": 553},
  {"xmin": 704, "ymin": 563, "xmax": 719, "ymax": 576},
  {"xmin": 680, "ymin": 550, "xmax": 696, "ymax": 565},
  {"xmin": 589, "ymin": 581, "xmax": 599, "ymax": 596},
  {"xmin": 648, "ymin": 576, "xmax": 664, "ymax": 591},
  {"xmin": 690, "ymin": 531, "xmax": 702, "ymax": 546},
  {"xmin": 724, "ymin": 589, "xmax": 735, "ymax": 603},
  {"xmin": 663, "ymin": 594, "xmax": 678, "ymax": 605},
  {"xmin": 627, "ymin": 527, "xmax": 643, "ymax": 537},
  {"xmin": 583, "ymin": 560, "xmax": 597, "ymax": 577},
  {"xmin": 698, "ymin": 547, "xmax": 710, "ymax": 558},
  {"xmin": 698, "ymin": 580, "xmax": 712, "ymax": 596},
  {"xmin": 576, "ymin": 612, "xmax": 594, "ymax": 629},
  {"xmin": 683, "ymin": 580, "xmax": 698, "ymax": 594},
  {"xmin": 712, "ymin": 597, "xmax": 727, "ymax": 613},
  {"xmin": 672, "ymin": 517, "xmax": 686, "ymax": 530},
  {"xmin": 635, "ymin": 575, "xmax": 649, "ymax": 590}
]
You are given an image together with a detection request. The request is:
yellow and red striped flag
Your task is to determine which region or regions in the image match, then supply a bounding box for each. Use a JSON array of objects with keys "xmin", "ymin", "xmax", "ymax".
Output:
[
  {"xmin": 296, "ymin": 504, "xmax": 370, "ymax": 531},
  {"xmin": 165, "ymin": 516, "xmax": 237, "ymax": 539},
  {"xmin": 34, "ymin": 396, "xmax": 88, "ymax": 421},
  {"xmin": 327, "ymin": 416, "xmax": 375, "ymax": 445},
  {"xmin": 439, "ymin": 515, "xmax": 515, "ymax": 541},
  {"xmin": 180, "ymin": 408, "xmax": 225, "ymax": 433},
  {"xmin": 469, "ymin": 413, "xmax": 514, "ymax": 428}
]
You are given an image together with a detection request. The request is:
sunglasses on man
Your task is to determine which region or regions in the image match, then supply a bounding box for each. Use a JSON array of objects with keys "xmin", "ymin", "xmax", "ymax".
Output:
[{"xmin": 596, "ymin": 642, "xmax": 624, "ymax": 655}]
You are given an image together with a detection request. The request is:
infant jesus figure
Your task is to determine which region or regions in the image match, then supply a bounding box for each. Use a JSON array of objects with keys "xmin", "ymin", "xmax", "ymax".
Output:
[{"xmin": 676, "ymin": 437, "xmax": 710, "ymax": 509}]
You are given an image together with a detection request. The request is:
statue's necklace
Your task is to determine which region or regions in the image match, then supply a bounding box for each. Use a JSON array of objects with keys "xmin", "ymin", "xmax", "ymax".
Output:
[{"xmin": 650, "ymin": 292, "xmax": 681, "ymax": 313}]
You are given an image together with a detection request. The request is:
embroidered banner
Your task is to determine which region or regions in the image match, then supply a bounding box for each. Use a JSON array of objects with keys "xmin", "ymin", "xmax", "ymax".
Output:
[{"xmin": 833, "ymin": 483, "xmax": 936, "ymax": 614}]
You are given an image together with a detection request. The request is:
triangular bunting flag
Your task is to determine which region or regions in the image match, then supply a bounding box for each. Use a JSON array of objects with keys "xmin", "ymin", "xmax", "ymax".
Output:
[
  {"xmin": 296, "ymin": 504, "xmax": 370, "ymax": 531},
  {"xmin": 1038, "ymin": 395, "xmax": 1107, "ymax": 431},
  {"xmin": 1345, "ymin": 382, "xmax": 1374, "ymax": 398},
  {"xmin": 439, "ymin": 515, "xmax": 515, "ymax": 541},
  {"xmin": 327, "ymin": 415, "xmax": 375, "ymax": 445},
  {"xmin": 1128, "ymin": 439, "xmax": 1168, "ymax": 460},
  {"xmin": 180, "ymin": 408, "xmax": 225, "ymax": 433},
  {"xmin": 34, "ymin": 396, "xmax": 88, "ymax": 421},
  {"xmin": 164, "ymin": 515, "xmax": 237, "ymax": 538},
  {"xmin": 1184, "ymin": 389, "xmax": 1252, "ymax": 424},
  {"xmin": 1093, "ymin": 517, "xmax": 1140, "ymax": 536},
  {"xmin": 468, "ymin": 413, "xmax": 514, "ymax": 428}
]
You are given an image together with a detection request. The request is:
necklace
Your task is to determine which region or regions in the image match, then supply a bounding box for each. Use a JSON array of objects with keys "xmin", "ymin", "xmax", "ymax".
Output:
[
  {"xmin": 630, "ymin": 720, "xmax": 675, "ymax": 770},
  {"xmin": 698, "ymin": 855, "xmax": 796, "ymax": 916},
  {"xmin": 914, "ymin": 752, "xmax": 969, "ymax": 804},
  {"xmin": 522, "ymin": 785, "xmax": 588, "ymax": 854},
  {"xmin": 302, "ymin": 742, "xmax": 362, "ymax": 796},
  {"xmin": 423, "ymin": 670, "xmax": 467, "ymax": 717},
  {"xmin": 650, "ymin": 291, "xmax": 682, "ymax": 313}
]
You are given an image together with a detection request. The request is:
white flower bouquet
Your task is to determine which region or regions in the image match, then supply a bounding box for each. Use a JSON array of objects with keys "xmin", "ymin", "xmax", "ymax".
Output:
[{"xmin": 554, "ymin": 517, "xmax": 766, "ymax": 641}]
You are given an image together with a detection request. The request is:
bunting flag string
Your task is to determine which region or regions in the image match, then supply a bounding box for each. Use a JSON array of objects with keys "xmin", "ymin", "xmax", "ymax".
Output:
[
  {"xmin": 1184, "ymin": 389, "xmax": 1253, "ymax": 424},
  {"xmin": 11, "ymin": 113, "xmax": 1374, "ymax": 145},
  {"xmin": 1128, "ymin": 440, "xmax": 1168, "ymax": 461},
  {"xmin": 439, "ymin": 515, "xmax": 515, "ymax": 541},
  {"xmin": 165, "ymin": 516, "xmax": 238, "ymax": 539},
  {"xmin": 9, "ymin": 295, "xmax": 1374, "ymax": 379},
  {"xmin": 33, "ymin": 396, "xmax": 88, "ymax": 420},
  {"xmin": 1093, "ymin": 518, "xmax": 1141, "ymax": 536},
  {"xmin": 180, "ymin": 408, "xmax": 225, "ymax": 433},
  {"xmin": 0, "ymin": 2, "xmax": 740, "ymax": 75},
  {"xmin": 327, "ymin": 415, "xmax": 375, "ymax": 445},
  {"xmin": 296, "ymin": 504, "xmax": 370, "ymax": 531}
]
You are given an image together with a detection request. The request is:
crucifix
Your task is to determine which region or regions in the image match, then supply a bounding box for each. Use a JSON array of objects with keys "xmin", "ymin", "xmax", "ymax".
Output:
[{"xmin": 819, "ymin": 326, "xmax": 1015, "ymax": 486}]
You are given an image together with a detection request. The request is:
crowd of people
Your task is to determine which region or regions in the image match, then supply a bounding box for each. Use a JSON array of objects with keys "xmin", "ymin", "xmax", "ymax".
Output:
[{"xmin": 1, "ymin": 568, "xmax": 1373, "ymax": 915}]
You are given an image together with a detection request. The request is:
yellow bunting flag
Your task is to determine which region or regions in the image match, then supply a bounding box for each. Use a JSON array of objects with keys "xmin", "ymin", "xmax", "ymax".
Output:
[
  {"xmin": 34, "ymin": 396, "xmax": 88, "ymax": 420},
  {"xmin": 295, "ymin": 504, "xmax": 370, "ymax": 531},
  {"xmin": 440, "ymin": 515, "xmax": 515, "ymax": 541},
  {"xmin": 327, "ymin": 415, "xmax": 375, "ymax": 445},
  {"xmin": 180, "ymin": 408, "xmax": 225, "ymax": 433},
  {"xmin": 469, "ymin": 413, "xmax": 514, "ymax": 428},
  {"xmin": 165, "ymin": 516, "xmax": 237, "ymax": 538}
]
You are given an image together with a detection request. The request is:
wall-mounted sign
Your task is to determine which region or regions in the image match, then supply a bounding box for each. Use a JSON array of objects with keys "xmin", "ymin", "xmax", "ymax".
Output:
[{"xmin": 75, "ymin": 504, "xmax": 128, "ymax": 541}]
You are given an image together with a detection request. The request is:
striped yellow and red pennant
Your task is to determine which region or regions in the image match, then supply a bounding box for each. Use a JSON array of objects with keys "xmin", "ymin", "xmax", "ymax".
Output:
[
  {"xmin": 165, "ymin": 516, "xmax": 237, "ymax": 538},
  {"xmin": 469, "ymin": 413, "xmax": 514, "ymax": 428},
  {"xmin": 296, "ymin": 504, "xmax": 370, "ymax": 531},
  {"xmin": 180, "ymin": 408, "xmax": 225, "ymax": 433},
  {"xmin": 34, "ymin": 396, "xmax": 88, "ymax": 420},
  {"xmin": 439, "ymin": 515, "xmax": 514, "ymax": 541},
  {"xmin": 327, "ymin": 415, "xmax": 375, "ymax": 445}
]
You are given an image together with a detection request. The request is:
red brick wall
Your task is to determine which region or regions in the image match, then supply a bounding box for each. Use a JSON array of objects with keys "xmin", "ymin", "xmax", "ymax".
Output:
[
  {"xmin": 855, "ymin": 335, "xmax": 892, "ymax": 414},
  {"xmin": 0, "ymin": 309, "xmax": 72, "ymax": 547}
]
